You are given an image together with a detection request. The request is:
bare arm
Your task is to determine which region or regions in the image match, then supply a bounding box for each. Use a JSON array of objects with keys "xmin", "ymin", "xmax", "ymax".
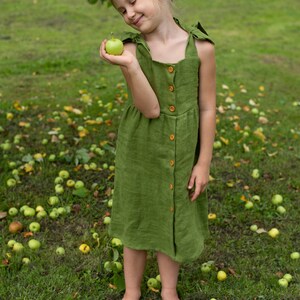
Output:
[
  {"xmin": 99, "ymin": 40, "xmax": 160, "ymax": 119},
  {"xmin": 188, "ymin": 40, "xmax": 216, "ymax": 201}
]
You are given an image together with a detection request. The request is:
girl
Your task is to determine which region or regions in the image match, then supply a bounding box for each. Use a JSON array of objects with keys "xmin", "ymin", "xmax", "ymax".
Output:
[{"xmin": 99, "ymin": 0, "xmax": 216, "ymax": 299}]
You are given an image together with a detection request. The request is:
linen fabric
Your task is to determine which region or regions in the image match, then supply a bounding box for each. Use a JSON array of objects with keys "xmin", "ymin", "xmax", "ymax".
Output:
[{"xmin": 109, "ymin": 18, "xmax": 214, "ymax": 263}]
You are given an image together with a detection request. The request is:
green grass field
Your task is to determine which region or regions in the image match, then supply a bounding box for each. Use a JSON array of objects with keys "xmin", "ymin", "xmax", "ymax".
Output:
[{"xmin": 0, "ymin": 0, "xmax": 300, "ymax": 299}]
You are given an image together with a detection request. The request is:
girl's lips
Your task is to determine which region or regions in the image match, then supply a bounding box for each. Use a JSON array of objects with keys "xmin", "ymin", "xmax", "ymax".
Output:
[{"xmin": 133, "ymin": 15, "xmax": 143, "ymax": 26}]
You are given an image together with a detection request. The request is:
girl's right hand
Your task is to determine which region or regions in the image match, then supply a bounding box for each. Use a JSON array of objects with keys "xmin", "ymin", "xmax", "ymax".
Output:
[{"xmin": 99, "ymin": 39, "xmax": 136, "ymax": 69}]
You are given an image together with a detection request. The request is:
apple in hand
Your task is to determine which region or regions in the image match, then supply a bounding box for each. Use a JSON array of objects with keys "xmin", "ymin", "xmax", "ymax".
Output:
[{"xmin": 105, "ymin": 37, "xmax": 124, "ymax": 55}]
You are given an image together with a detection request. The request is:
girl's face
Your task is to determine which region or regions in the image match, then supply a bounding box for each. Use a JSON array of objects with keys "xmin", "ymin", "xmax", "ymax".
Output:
[{"xmin": 112, "ymin": 0, "xmax": 171, "ymax": 33}]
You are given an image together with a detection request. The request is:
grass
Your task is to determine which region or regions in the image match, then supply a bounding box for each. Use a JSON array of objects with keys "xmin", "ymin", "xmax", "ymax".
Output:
[{"xmin": 0, "ymin": 0, "xmax": 300, "ymax": 299}]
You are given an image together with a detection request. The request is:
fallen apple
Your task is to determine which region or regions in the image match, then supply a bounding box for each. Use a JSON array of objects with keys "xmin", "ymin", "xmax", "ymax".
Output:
[
  {"xmin": 49, "ymin": 210, "xmax": 59, "ymax": 219},
  {"xmin": 59, "ymin": 170, "xmax": 69, "ymax": 179},
  {"xmin": 276, "ymin": 206, "xmax": 286, "ymax": 214},
  {"xmin": 111, "ymin": 238, "xmax": 122, "ymax": 247},
  {"xmin": 79, "ymin": 243, "xmax": 91, "ymax": 254},
  {"xmin": 48, "ymin": 196, "xmax": 59, "ymax": 206},
  {"xmin": 56, "ymin": 247, "xmax": 66, "ymax": 255},
  {"xmin": 156, "ymin": 274, "xmax": 161, "ymax": 282},
  {"xmin": 36, "ymin": 210, "xmax": 47, "ymax": 220},
  {"xmin": 55, "ymin": 184, "xmax": 64, "ymax": 194},
  {"xmin": 114, "ymin": 261, "xmax": 123, "ymax": 272},
  {"xmin": 290, "ymin": 252, "xmax": 300, "ymax": 260},
  {"xmin": 245, "ymin": 201, "xmax": 254, "ymax": 209},
  {"xmin": 251, "ymin": 169, "xmax": 260, "ymax": 179},
  {"xmin": 13, "ymin": 242, "xmax": 24, "ymax": 252},
  {"xmin": 7, "ymin": 178, "xmax": 17, "ymax": 187},
  {"xmin": 8, "ymin": 207, "xmax": 18, "ymax": 217},
  {"xmin": 35, "ymin": 205, "xmax": 45, "ymax": 212},
  {"xmin": 24, "ymin": 207, "xmax": 36, "ymax": 217},
  {"xmin": 105, "ymin": 37, "xmax": 124, "ymax": 55},
  {"xmin": 28, "ymin": 239, "xmax": 41, "ymax": 250},
  {"xmin": 147, "ymin": 278, "xmax": 159, "ymax": 289},
  {"xmin": 22, "ymin": 257, "xmax": 31, "ymax": 264},
  {"xmin": 217, "ymin": 270, "xmax": 227, "ymax": 281},
  {"xmin": 103, "ymin": 216, "xmax": 111, "ymax": 225},
  {"xmin": 201, "ymin": 262, "xmax": 212, "ymax": 273},
  {"xmin": 268, "ymin": 228, "xmax": 279, "ymax": 238},
  {"xmin": 272, "ymin": 194, "xmax": 283, "ymax": 205},
  {"xmin": 7, "ymin": 239, "xmax": 17, "ymax": 248},
  {"xmin": 278, "ymin": 278, "xmax": 288, "ymax": 288},
  {"xmin": 250, "ymin": 224, "xmax": 258, "ymax": 232},
  {"xmin": 66, "ymin": 179, "xmax": 75, "ymax": 187},
  {"xmin": 74, "ymin": 181, "xmax": 85, "ymax": 189},
  {"xmin": 9, "ymin": 221, "xmax": 23, "ymax": 234},
  {"xmin": 283, "ymin": 274, "xmax": 293, "ymax": 283},
  {"xmin": 107, "ymin": 199, "xmax": 113, "ymax": 208},
  {"xmin": 29, "ymin": 222, "xmax": 41, "ymax": 232}
]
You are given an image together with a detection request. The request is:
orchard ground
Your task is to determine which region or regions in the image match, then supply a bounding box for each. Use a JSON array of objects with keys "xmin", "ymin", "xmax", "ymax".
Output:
[{"xmin": 0, "ymin": 0, "xmax": 300, "ymax": 299}]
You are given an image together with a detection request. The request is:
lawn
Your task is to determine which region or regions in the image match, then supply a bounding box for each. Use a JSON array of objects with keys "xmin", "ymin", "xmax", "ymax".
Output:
[{"xmin": 0, "ymin": 0, "xmax": 300, "ymax": 299}]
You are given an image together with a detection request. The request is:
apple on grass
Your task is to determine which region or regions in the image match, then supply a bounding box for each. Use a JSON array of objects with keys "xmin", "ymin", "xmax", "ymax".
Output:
[
  {"xmin": 7, "ymin": 240, "xmax": 17, "ymax": 248},
  {"xmin": 36, "ymin": 210, "xmax": 47, "ymax": 220},
  {"xmin": 283, "ymin": 274, "xmax": 293, "ymax": 283},
  {"xmin": 147, "ymin": 278, "xmax": 159, "ymax": 289},
  {"xmin": 24, "ymin": 207, "xmax": 35, "ymax": 217},
  {"xmin": 28, "ymin": 239, "xmax": 41, "ymax": 250},
  {"xmin": 48, "ymin": 196, "xmax": 59, "ymax": 206},
  {"xmin": 290, "ymin": 252, "xmax": 300, "ymax": 260},
  {"xmin": 56, "ymin": 247, "xmax": 65, "ymax": 255},
  {"xmin": 217, "ymin": 270, "xmax": 227, "ymax": 281},
  {"xmin": 268, "ymin": 228, "xmax": 280, "ymax": 238},
  {"xmin": 59, "ymin": 170, "xmax": 69, "ymax": 179},
  {"xmin": 272, "ymin": 194, "xmax": 283, "ymax": 205},
  {"xmin": 201, "ymin": 262, "xmax": 212, "ymax": 273},
  {"xmin": 9, "ymin": 221, "xmax": 23, "ymax": 234},
  {"xmin": 278, "ymin": 278, "xmax": 288, "ymax": 288},
  {"xmin": 8, "ymin": 207, "xmax": 18, "ymax": 216},
  {"xmin": 105, "ymin": 36, "xmax": 124, "ymax": 56},
  {"xmin": 13, "ymin": 242, "xmax": 24, "ymax": 252},
  {"xmin": 7, "ymin": 178, "xmax": 17, "ymax": 187},
  {"xmin": 29, "ymin": 222, "xmax": 40, "ymax": 232},
  {"xmin": 22, "ymin": 257, "xmax": 31, "ymax": 264},
  {"xmin": 74, "ymin": 181, "xmax": 85, "ymax": 189}
]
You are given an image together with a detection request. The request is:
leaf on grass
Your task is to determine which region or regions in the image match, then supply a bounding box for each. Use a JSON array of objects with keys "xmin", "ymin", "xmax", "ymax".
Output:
[
  {"xmin": 253, "ymin": 129, "xmax": 266, "ymax": 142},
  {"xmin": 220, "ymin": 137, "xmax": 229, "ymax": 145},
  {"xmin": 113, "ymin": 248, "xmax": 119, "ymax": 262},
  {"xmin": 72, "ymin": 187, "xmax": 89, "ymax": 198},
  {"xmin": 243, "ymin": 144, "xmax": 250, "ymax": 152},
  {"xmin": 75, "ymin": 148, "xmax": 91, "ymax": 165},
  {"xmin": 23, "ymin": 232, "xmax": 33, "ymax": 238},
  {"xmin": 228, "ymin": 267, "xmax": 237, "ymax": 276},
  {"xmin": 226, "ymin": 180, "xmax": 235, "ymax": 188},
  {"xmin": 108, "ymin": 283, "xmax": 117, "ymax": 289},
  {"xmin": 113, "ymin": 273, "xmax": 125, "ymax": 291},
  {"xmin": 24, "ymin": 163, "xmax": 34, "ymax": 173},
  {"xmin": 222, "ymin": 84, "xmax": 229, "ymax": 90},
  {"xmin": 267, "ymin": 151, "xmax": 278, "ymax": 157},
  {"xmin": 256, "ymin": 228, "xmax": 267, "ymax": 234},
  {"xmin": 0, "ymin": 212, "xmax": 7, "ymax": 219}
]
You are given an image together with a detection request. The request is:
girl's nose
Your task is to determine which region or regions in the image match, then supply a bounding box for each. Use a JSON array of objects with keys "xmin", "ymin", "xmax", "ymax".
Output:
[{"xmin": 127, "ymin": 7, "xmax": 136, "ymax": 19}]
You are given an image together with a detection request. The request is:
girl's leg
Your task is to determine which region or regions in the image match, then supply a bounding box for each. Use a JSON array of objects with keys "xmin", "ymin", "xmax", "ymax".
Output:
[
  {"xmin": 122, "ymin": 246, "xmax": 147, "ymax": 300},
  {"xmin": 157, "ymin": 251, "xmax": 180, "ymax": 300}
]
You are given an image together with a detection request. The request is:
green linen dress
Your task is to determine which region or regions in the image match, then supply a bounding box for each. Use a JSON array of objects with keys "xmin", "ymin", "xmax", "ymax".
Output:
[{"xmin": 109, "ymin": 18, "xmax": 214, "ymax": 263}]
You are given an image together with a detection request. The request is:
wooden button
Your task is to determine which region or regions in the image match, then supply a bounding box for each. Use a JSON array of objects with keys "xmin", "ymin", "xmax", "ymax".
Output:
[
  {"xmin": 169, "ymin": 134, "xmax": 175, "ymax": 141},
  {"xmin": 169, "ymin": 183, "xmax": 174, "ymax": 190},
  {"xmin": 170, "ymin": 160, "xmax": 175, "ymax": 167},
  {"xmin": 168, "ymin": 66, "xmax": 174, "ymax": 73},
  {"xmin": 169, "ymin": 105, "xmax": 176, "ymax": 112},
  {"xmin": 168, "ymin": 85, "xmax": 174, "ymax": 92}
]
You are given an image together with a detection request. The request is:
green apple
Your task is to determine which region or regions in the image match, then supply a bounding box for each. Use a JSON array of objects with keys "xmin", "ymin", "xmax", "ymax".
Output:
[
  {"xmin": 105, "ymin": 37, "xmax": 124, "ymax": 55},
  {"xmin": 22, "ymin": 257, "xmax": 31, "ymax": 264},
  {"xmin": 103, "ymin": 216, "xmax": 111, "ymax": 224},
  {"xmin": 13, "ymin": 242, "xmax": 24, "ymax": 252},
  {"xmin": 114, "ymin": 261, "xmax": 123, "ymax": 272},
  {"xmin": 213, "ymin": 141, "xmax": 222, "ymax": 149},
  {"xmin": 48, "ymin": 154, "xmax": 56, "ymax": 162},
  {"xmin": 42, "ymin": 138, "xmax": 48, "ymax": 145},
  {"xmin": 48, "ymin": 196, "xmax": 59, "ymax": 206},
  {"xmin": 250, "ymin": 224, "xmax": 258, "ymax": 232},
  {"xmin": 290, "ymin": 252, "xmax": 300, "ymax": 260},
  {"xmin": 107, "ymin": 199, "xmax": 113, "ymax": 208},
  {"xmin": 252, "ymin": 195, "xmax": 260, "ymax": 202},
  {"xmin": 278, "ymin": 278, "xmax": 288, "ymax": 288},
  {"xmin": 245, "ymin": 201, "xmax": 254, "ymax": 209},
  {"xmin": 56, "ymin": 247, "xmax": 65, "ymax": 255},
  {"xmin": 35, "ymin": 205, "xmax": 45, "ymax": 212},
  {"xmin": 268, "ymin": 228, "xmax": 279, "ymax": 238},
  {"xmin": 20, "ymin": 205, "xmax": 29, "ymax": 213},
  {"xmin": 102, "ymin": 163, "xmax": 108, "ymax": 169},
  {"xmin": 201, "ymin": 262, "xmax": 212, "ymax": 273},
  {"xmin": 59, "ymin": 170, "xmax": 69, "ymax": 179},
  {"xmin": 49, "ymin": 210, "xmax": 59, "ymax": 219},
  {"xmin": 29, "ymin": 222, "xmax": 40, "ymax": 232},
  {"xmin": 111, "ymin": 238, "xmax": 122, "ymax": 247},
  {"xmin": 24, "ymin": 207, "xmax": 36, "ymax": 217},
  {"xmin": 251, "ymin": 169, "xmax": 260, "ymax": 179},
  {"xmin": 283, "ymin": 274, "xmax": 293, "ymax": 283},
  {"xmin": 57, "ymin": 207, "xmax": 67, "ymax": 215},
  {"xmin": 74, "ymin": 181, "xmax": 85, "ymax": 189},
  {"xmin": 7, "ymin": 178, "xmax": 17, "ymax": 187},
  {"xmin": 55, "ymin": 184, "xmax": 64, "ymax": 194},
  {"xmin": 156, "ymin": 274, "xmax": 161, "ymax": 282},
  {"xmin": 54, "ymin": 177, "xmax": 64, "ymax": 184},
  {"xmin": 8, "ymin": 161, "xmax": 17, "ymax": 169},
  {"xmin": 217, "ymin": 270, "xmax": 227, "ymax": 281},
  {"xmin": 8, "ymin": 207, "xmax": 18, "ymax": 217},
  {"xmin": 7, "ymin": 239, "xmax": 17, "ymax": 248},
  {"xmin": 147, "ymin": 278, "xmax": 159, "ymax": 289},
  {"xmin": 272, "ymin": 194, "xmax": 283, "ymax": 205},
  {"xmin": 36, "ymin": 210, "xmax": 47, "ymax": 220},
  {"xmin": 28, "ymin": 239, "xmax": 41, "ymax": 250},
  {"xmin": 104, "ymin": 261, "xmax": 113, "ymax": 272},
  {"xmin": 276, "ymin": 206, "xmax": 286, "ymax": 214},
  {"xmin": 66, "ymin": 179, "xmax": 75, "ymax": 187}
]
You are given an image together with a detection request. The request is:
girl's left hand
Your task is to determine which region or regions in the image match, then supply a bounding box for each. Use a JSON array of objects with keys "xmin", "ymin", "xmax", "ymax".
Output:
[{"xmin": 187, "ymin": 163, "xmax": 210, "ymax": 201}]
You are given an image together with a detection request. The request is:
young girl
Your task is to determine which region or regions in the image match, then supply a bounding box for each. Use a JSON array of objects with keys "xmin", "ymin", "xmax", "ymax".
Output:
[{"xmin": 100, "ymin": 0, "xmax": 216, "ymax": 299}]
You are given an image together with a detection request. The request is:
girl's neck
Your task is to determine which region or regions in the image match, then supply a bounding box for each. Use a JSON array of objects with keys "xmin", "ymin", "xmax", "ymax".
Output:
[{"xmin": 141, "ymin": 16, "xmax": 185, "ymax": 45}]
